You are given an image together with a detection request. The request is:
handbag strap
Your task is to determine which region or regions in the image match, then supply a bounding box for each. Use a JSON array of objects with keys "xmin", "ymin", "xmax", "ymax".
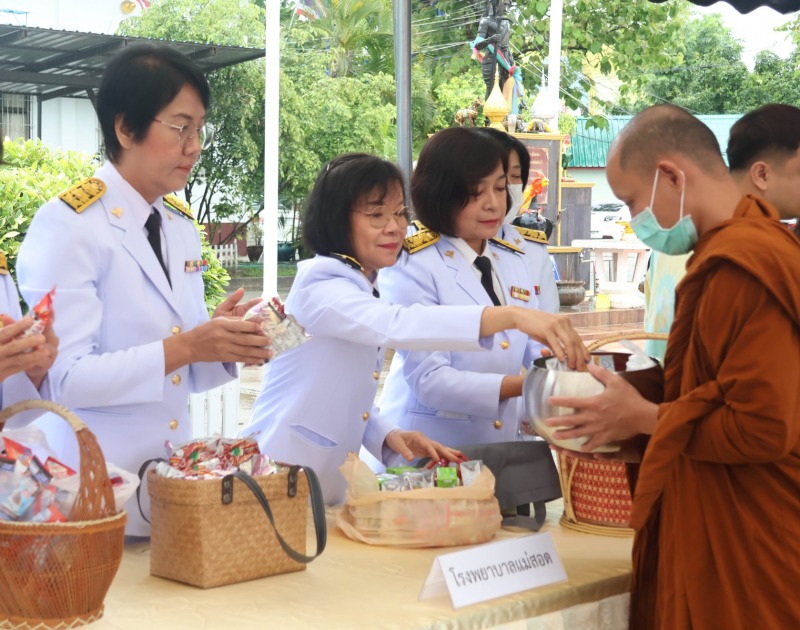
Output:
[
  {"xmin": 224, "ymin": 465, "xmax": 327, "ymax": 564},
  {"xmin": 136, "ymin": 457, "xmax": 166, "ymax": 524},
  {"xmin": 501, "ymin": 501, "xmax": 547, "ymax": 531}
]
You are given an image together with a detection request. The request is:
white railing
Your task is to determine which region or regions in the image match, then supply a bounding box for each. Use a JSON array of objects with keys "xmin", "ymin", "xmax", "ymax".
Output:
[
  {"xmin": 188, "ymin": 378, "xmax": 241, "ymax": 438},
  {"xmin": 212, "ymin": 243, "xmax": 239, "ymax": 268}
]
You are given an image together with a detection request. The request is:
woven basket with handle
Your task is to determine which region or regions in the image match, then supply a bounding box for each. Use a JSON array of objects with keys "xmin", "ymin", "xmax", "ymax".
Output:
[
  {"xmin": 558, "ymin": 333, "xmax": 667, "ymax": 537},
  {"xmin": 0, "ymin": 400, "xmax": 126, "ymax": 629}
]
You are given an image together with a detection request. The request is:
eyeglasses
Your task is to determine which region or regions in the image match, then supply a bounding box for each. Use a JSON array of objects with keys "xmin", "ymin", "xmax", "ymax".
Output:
[
  {"xmin": 354, "ymin": 206, "xmax": 411, "ymax": 229},
  {"xmin": 153, "ymin": 119, "xmax": 215, "ymax": 150}
]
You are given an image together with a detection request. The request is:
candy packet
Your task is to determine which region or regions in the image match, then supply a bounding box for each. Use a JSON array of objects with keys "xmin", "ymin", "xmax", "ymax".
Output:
[
  {"xmin": 22, "ymin": 287, "xmax": 56, "ymax": 340},
  {"xmin": 243, "ymin": 297, "xmax": 309, "ymax": 359}
]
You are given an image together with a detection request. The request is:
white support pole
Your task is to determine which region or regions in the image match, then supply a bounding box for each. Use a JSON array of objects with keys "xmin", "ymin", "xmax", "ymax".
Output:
[
  {"xmin": 393, "ymin": 0, "xmax": 413, "ymax": 201},
  {"xmin": 262, "ymin": 1, "xmax": 280, "ymax": 297},
  {"xmin": 547, "ymin": 0, "xmax": 563, "ymax": 131}
]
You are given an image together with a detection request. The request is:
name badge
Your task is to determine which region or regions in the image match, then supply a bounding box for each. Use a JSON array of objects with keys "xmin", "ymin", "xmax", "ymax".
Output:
[
  {"xmin": 510, "ymin": 286, "xmax": 531, "ymax": 302},
  {"xmin": 184, "ymin": 259, "xmax": 208, "ymax": 273}
]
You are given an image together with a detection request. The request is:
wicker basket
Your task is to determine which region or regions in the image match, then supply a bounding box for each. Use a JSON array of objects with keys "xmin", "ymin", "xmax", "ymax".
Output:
[
  {"xmin": 148, "ymin": 466, "xmax": 325, "ymax": 588},
  {"xmin": 557, "ymin": 333, "xmax": 667, "ymax": 537},
  {"xmin": 0, "ymin": 400, "xmax": 126, "ymax": 629}
]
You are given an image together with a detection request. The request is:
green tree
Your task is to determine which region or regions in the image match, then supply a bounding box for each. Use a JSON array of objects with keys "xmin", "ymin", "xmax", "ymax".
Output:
[
  {"xmin": 739, "ymin": 50, "xmax": 800, "ymax": 111},
  {"xmin": 118, "ymin": 0, "xmax": 266, "ymax": 243},
  {"xmin": 636, "ymin": 14, "xmax": 749, "ymax": 114}
]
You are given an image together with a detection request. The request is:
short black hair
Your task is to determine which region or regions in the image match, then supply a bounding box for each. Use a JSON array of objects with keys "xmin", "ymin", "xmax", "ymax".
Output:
[
  {"xmin": 97, "ymin": 44, "xmax": 211, "ymax": 162},
  {"xmin": 475, "ymin": 127, "xmax": 530, "ymax": 185},
  {"xmin": 303, "ymin": 153, "xmax": 405, "ymax": 258},
  {"xmin": 412, "ymin": 127, "xmax": 508, "ymax": 235},
  {"xmin": 727, "ymin": 104, "xmax": 800, "ymax": 172}
]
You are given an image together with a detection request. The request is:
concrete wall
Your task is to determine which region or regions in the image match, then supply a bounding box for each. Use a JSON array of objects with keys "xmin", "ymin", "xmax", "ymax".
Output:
[{"xmin": 571, "ymin": 167, "xmax": 615, "ymax": 204}]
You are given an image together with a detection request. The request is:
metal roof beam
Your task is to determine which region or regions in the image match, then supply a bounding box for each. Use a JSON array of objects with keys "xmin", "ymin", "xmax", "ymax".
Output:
[{"xmin": 0, "ymin": 69, "xmax": 99, "ymax": 89}]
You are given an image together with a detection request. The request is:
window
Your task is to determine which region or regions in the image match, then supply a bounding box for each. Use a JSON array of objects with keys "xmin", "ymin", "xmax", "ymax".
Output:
[{"xmin": 0, "ymin": 93, "xmax": 32, "ymax": 140}]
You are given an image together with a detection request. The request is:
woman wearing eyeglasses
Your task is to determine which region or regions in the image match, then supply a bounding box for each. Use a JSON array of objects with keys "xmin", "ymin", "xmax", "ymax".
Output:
[
  {"xmin": 15, "ymin": 45, "xmax": 270, "ymax": 536},
  {"xmin": 243, "ymin": 153, "xmax": 587, "ymax": 505}
]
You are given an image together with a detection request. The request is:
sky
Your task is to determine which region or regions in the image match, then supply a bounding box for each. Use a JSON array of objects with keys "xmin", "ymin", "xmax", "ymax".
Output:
[{"xmin": 694, "ymin": 3, "xmax": 796, "ymax": 69}]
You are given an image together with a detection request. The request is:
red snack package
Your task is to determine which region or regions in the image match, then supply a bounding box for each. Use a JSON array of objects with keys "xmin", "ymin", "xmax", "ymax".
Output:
[
  {"xmin": 2, "ymin": 438, "xmax": 32, "ymax": 461},
  {"xmin": 44, "ymin": 456, "xmax": 76, "ymax": 480},
  {"xmin": 23, "ymin": 287, "xmax": 56, "ymax": 338}
]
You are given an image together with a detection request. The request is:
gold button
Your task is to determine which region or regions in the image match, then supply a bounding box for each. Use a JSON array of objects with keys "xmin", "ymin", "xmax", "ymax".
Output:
[
  {"xmin": 493, "ymin": 420, "xmax": 503, "ymax": 429},
  {"xmin": 172, "ymin": 374, "xmax": 181, "ymax": 386},
  {"xmin": 362, "ymin": 412, "xmax": 369, "ymax": 421},
  {"xmin": 373, "ymin": 371, "xmax": 380, "ymax": 380},
  {"xmin": 169, "ymin": 419, "xmax": 179, "ymax": 430},
  {"xmin": 172, "ymin": 326, "xmax": 181, "ymax": 335},
  {"xmin": 500, "ymin": 341, "xmax": 509, "ymax": 350}
]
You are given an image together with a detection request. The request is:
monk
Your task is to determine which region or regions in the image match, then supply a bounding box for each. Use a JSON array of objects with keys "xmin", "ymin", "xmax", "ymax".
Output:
[
  {"xmin": 551, "ymin": 105, "xmax": 800, "ymax": 628},
  {"xmin": 728, "ymin": 103, "xmax": 800, "ymax": 239}
]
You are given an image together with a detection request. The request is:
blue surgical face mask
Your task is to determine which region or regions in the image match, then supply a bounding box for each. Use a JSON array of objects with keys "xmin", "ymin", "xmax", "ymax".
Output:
[{"xmin": 630, "ymin": 169, "xmax": 698, "ymax": 255}]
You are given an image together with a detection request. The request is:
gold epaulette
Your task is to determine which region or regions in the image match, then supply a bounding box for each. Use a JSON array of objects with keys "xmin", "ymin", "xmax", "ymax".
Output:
[
  {"xmin": 404, "ymin": 228, "xmax": 440, "ymax": 254},
  {"xmin": 411, "ymin": 219, "xmax": 426, "ymax": 231},
  {"xmin": 490, "ymin": 236, "xmax": 524, "ymax": 254},
  {"xmin": 163, "ymin": 194, "xmax": 193, "ymax": 220},
  {"xmin": 0, "ymin": 250, "xmax": 7, "ymax": 275},
  {"xmin": 513, "ymin": 225, "xmax": 549, "ymax": 245},
  {"xmin": 328, "ymin": 253, "xmax": 364, "ymax": 271},
  {"xmin": 58, "ymin": 178, "xmax": 106, "ymax": 214}
]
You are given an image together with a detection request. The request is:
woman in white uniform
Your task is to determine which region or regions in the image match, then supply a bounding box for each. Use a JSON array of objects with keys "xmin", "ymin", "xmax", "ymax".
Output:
[
  {"xmin": 477, "ymin": 128, "xmax": 559, "ymax": 314},
  {"xmin": 243, "ymin": 153, "xmax": 586, "ymax": 505},
  {"xmin": 378, "ymin": 127, "xmax": 586, "ymax": 447},
  {"xmin": 16, "ymin": 46, "xmax": 271, "ymax": 536},
  {"xmin": 0, "ymin": 134, "xmax": 57, "ymax": 409}
]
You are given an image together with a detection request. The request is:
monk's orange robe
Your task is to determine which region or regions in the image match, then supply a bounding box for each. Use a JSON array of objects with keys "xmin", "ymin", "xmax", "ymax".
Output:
[{"xmin": 629, "ymin": 196, "xmax": 800, "ymax": 629}]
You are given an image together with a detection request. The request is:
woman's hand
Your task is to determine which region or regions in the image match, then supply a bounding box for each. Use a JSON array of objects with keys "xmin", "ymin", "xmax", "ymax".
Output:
[
  {"xmin": 212, "ymin": 288, "xmax": 263, "ymax": 319},
  {"xmin": 513, "ymin": 308, "xmax": 590, "ymax": 370},
  {"xmin": 385, "ymin": 429, "xmax": 465, "ymax": 464},
  {"xmin": 24, "ymin": 313, "xmax": 59, "ymax": 389},
  {"xmin": 0, "ymin": 316, "xmax": 55, "ymax": 385},
  {"xmin": 545, "ymin": 362, "xmax": 658, "ymax": 452}
]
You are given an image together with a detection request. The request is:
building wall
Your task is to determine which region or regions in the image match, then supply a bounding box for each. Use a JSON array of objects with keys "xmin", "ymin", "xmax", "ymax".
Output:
[
  {"xmin": 571, "ymin": 168, "xmax": 614, "ymax": 204},
  {"xmin": 40, "ymin": 99, "xmax": 100, "ymax": 154}
]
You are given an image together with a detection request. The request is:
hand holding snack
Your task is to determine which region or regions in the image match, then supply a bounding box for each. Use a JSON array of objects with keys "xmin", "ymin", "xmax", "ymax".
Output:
[
  {"xmin": 243, "ymin": 297, "xmax": 308, "ymax": 360},
  {"xmin": 23, "ymin": 291, "xmax": 59, "ymax": 388},
  {"xmin": 0, "ymin": 316, "xmax": 51, "ymax": 383}
]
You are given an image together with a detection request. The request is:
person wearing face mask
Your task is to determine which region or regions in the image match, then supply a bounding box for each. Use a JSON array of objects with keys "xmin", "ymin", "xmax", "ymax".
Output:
[
  {"xmin": 547, "ymin": 105, "xmax": 800, "ymax": 629},
  {"xmin": 476, "ymin": 127, "xmax": 559, "ymax": 314},
  {"xmin": 377, "ymin": 127, "xmax": 588, "ymax": 453}
]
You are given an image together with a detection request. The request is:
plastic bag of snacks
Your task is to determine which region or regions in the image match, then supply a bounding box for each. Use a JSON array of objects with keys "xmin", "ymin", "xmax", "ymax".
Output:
[
  {"xmin": 335, "ymin": 454, "xmax": 501, "ymax": 548},
  {"xmin": 0, "ymin": 429, "xmax": 138, "ymax": 522},
  {"xmin": 243, "ymin": 297, "xmax": 308, "ymax": 359}
]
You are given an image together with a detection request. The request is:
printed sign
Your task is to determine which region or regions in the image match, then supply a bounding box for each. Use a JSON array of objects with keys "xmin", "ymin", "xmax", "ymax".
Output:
[{"xmin": 419, "ymin": 532, "xmax": 567, "ymax": 608}]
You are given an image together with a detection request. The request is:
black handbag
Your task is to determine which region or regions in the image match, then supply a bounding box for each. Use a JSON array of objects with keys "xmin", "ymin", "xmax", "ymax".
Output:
[{"xmin": 458, "ymin": 440, "xmax": 562, "ymax": 531}]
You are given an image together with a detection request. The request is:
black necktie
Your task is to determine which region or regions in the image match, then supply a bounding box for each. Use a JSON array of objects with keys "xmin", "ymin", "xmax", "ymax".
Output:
[
  {"xmin": 372, "ymin": 288, "xmax": 380, "ymax": 298},
  {"xmin": 145, "ymin": 210, "xmax": 170, "ymax": 286},
  {"xmin": 474, "ymin": 255, "xmax": 501, "ymax": 306}
]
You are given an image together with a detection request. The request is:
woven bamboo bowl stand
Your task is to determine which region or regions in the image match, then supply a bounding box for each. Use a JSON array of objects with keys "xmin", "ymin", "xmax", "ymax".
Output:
[
  {"xmin": 0, "ymin": 400, "xmax": 126, "ymax": 629},
  {"xmin": 558, "ymin": 333, "xmax": 668, "ymax": 537}
]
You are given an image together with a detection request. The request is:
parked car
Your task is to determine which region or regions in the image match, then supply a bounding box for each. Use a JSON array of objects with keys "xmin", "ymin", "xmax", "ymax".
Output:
[{"xmin": 590, "ymin": 202, "xmax": 631, "ymax": 239}]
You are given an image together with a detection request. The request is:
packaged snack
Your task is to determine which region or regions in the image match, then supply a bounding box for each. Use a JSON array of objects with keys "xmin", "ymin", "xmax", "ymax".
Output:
[
  {"xmin": 381, "ymin": 478, "xmax": 405, "ymax": 493},
  {"xmin": 0, "ymin": 454, "xmax": 52, "ymax": 521},
  {"xmin": 22, "ymin": 287, "xmax": 56, "ymax": 339},
  {"xmin": 435, "ymin": 466, "xmax": 459, "ymax": 488},
  {"xmin": 386, "ymin": 466, "xmax": 417, "ymax": 475},
  {"xmin": 376, "ymin": 473, "xmax": 401, "ymax": 490},
  {"xmin": 403, "ymin": 471, "xmax": 433, "ymax": 490},
  {"xmin": 244, "ymin": 298, "xmax": 309, "ymax": 359},
  {"xmin": 44, "ymin": 456, "xmax": 77, "ymax": 480},
  {"xmin": 459, "ymin": 459, "xmax": 483, "ymax": 486}
]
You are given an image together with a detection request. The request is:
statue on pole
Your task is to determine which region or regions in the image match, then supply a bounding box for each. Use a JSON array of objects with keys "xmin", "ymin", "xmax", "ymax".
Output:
[{"xmin": 470, "ymin": 0, "xmax": 524, "ymax": 117}]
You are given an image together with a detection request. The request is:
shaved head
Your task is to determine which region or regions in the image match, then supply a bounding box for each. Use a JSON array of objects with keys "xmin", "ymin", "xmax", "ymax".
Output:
[{"xmin": 612, "ymin": 104, "xmax": 727, "ymax": 176}]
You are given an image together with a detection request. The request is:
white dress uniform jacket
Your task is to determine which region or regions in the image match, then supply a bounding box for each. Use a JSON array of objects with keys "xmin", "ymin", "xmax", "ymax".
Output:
[
  {"xmin": 0, "ymin": 253, "xmax": 48, "ymax": 409},
  {"xmin": 16, "ymin": 162, "xmax": 236, "ymax": 535},
  {"xmin": 378, "ymin": 230, "xmax": 544, "ymax": 447},
  {"xmin": 499, "ymin": 224, "xmax": 559, "ymax": 314},
  {"xmin": 241, "ymin": 255, "xmax": 493, "ymax": 505}
]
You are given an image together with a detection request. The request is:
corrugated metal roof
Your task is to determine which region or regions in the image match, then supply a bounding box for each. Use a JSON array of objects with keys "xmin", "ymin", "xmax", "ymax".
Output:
[
  {"xmin": 570, "ymin": 114, "xmax": 743, "ymax": 168},
  {"xmin": 0, "ymin": 25, "xmax": 264, "ymax": 101}
]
